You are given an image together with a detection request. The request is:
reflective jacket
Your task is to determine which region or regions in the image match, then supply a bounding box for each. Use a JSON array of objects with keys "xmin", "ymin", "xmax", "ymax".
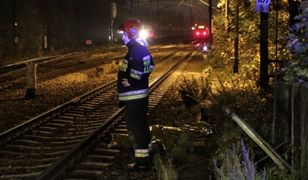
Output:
[{"xmin": 117, "ymin": 38, "xmax": 154, "ymax": 101}]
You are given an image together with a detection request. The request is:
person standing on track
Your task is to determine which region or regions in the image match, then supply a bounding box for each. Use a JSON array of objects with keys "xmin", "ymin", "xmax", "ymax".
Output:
[{"xmin": 117, "ymin": 19, "xmax": 154, "ymax": 171}]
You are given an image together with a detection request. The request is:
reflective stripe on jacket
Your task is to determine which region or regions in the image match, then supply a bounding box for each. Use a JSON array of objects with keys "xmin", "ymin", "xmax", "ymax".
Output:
[
  {"xmin": 119, "ymin": 88, "xmax": 148, "ymax": 101},
  {"xmin": 117, "ymin": 38, "xmax": 154, "ymax": 101},
  {"xmin": 134, "ymin": 148, "xmax": 150, "ymax": 158}
]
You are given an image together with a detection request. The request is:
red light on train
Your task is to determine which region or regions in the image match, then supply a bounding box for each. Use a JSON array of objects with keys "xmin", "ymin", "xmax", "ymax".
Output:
[
  {"xmin": 195, "ymin": 31, "xmax": 207, "ymax": 36},
  {"xmin": 192, "ymin": 24, "xmax": 210, "ymax": 40}
]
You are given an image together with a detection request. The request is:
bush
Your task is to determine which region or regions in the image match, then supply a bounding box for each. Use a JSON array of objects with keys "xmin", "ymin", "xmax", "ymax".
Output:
[{"xmin": 283, "ymin": 1, "xmax": 308, "ymax": 83}]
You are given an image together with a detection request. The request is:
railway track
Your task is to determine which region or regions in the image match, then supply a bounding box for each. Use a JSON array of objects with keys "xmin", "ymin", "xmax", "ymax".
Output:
[
  {"xmin": 0, "ymin": 46, "xmax": 179, "ymax": 92},
  {"xmin": 0, "ymin": 53, "xmax": 82, "ymax": 92},
  {"xmin": 0, "ymin": 51, "xmax": 193, "ymax": 179}
]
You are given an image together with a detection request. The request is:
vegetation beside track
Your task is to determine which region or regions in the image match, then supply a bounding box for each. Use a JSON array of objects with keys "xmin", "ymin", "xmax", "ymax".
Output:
[
  {"xmin": 147, "ymin": 71, "xmax": 298, "ymax": 179},
  {"xmin": 145, "ymin": 1, "xmax": 302, "ymax": 178}
]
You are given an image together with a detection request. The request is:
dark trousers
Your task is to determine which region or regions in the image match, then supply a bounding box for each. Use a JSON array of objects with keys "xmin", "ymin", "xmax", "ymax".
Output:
[{"xmin": 124, "ymin": 97, "xmax": 151, "ymax": 149}]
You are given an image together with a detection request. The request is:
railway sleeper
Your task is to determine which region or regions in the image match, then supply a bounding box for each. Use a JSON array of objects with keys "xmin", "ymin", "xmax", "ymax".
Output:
[
  {"xmin": 110, "ymin": 133, "xmax": 128, "ymax": 137},
  {"xmin": 0, "ymin": 172, "xmax": 41, "ymax": 179},
  {"xmin": 52, "ymin": 119, "xmax": 75, "ymax": 124},
  {"xmin": 66, "ymin": 126, "xmax": 97, "ymax": 133},
  {"xmin": 66, "ymin": 169, "xmax": 104, "ymax": 179},
  {"xmin": 113, "ymin": 128, "xmax": 128, "ymax": 133},
  {"xmin": 86, "ymin": 155, "xmax": 116, "ymax": 162},
  {"xmin": 78, "ymin": 105, "xmax": 96, "ymax": 110},
  {"xmin": 77, "ymin": 162, "xmax": 113, "ymax": 170},
  {"xmin": 14, "ymin": 141, "xmax": 73, "ymax": 150},
  {"xmin": 0, "ymin": 156, "xmax": 58, "ymax": 164},
  {"xmin": 38, "ymin": 126, "xmax": 58, "ymax": 131},
  {"xmin": 85, "ymin": 101, "xmax": 100, "ymax": 106},
  {"xmin": 14, "ymin": 138, "xmax": 40, "ymax": 145},
  {"xmin": 0, "ymin": 163, "xmax": 52, "ymax": 174},
  {"xmin": 54, "ymin": 134, "xmax": 87, "ymax": 140},
  {"xmin": 93, "ymin": 148, "xmax": 120, "ymax": 156},
  {"xmin": 58, "ymin": 115, "xmax": 75, "ymax": 120},
  {"xmin": 32, "ymin": 130, "xmax": 53, "ymax": 136},
  {"xmin": 116, "ymin": 124, "xmax": 127, "ymax": 129},
  {"xmin": 63, "ymin": 112, "xmax": 85, "ymax": 118},
  {"xmin": 63, "ymin": 129, "xmax": 94, "ymax": 136},
  {"xmin": 24, "ymin": 134, "xmax": 57, "ymax": 141},
  {"xmin": 45, "ymin": 122, "xmax": 70, "ymax": 128},
  {"xmin": 0, "ymin": 148, "xmax": 68, "ymax": 159},
  {"xmin": 49, "ymin": 139, "xmax": 84, "ymax": 146}
]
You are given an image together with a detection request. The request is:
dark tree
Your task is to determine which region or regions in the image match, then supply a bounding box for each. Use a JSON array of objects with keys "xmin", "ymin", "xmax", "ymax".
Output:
[
  {"xmin": 288, "ymin": 0, "xmax": 300, "ymax": 27},
  {"xmin": 0, "ymin": 0, "xmax": 14, "ymax": 60}
]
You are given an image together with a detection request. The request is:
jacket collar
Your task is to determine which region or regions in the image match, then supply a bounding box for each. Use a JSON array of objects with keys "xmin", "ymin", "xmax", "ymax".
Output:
[{"xmin": 126, "ymin": 38, "xmax": 148, "ymax": 48}]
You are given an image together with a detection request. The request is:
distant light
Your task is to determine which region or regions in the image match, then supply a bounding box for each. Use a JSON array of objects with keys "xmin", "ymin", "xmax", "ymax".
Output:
[
  {"xmin": 203, "ymin": 31, "xmax": 207, "ymax": 35},
  {"xmin": 203, "ymin": 44, "xmax": 208, "ymax": 52},
  {"xmin": 191, "ymin": 27, "xmax": 195, "ymax": 30},
  {"xmin": 139, "ymin": 29, "xmax": 149, "ymax": 40},
  {"xmin": 14, "ymin": 22, "xmax": 18, "ymax": 26},
  {"xmin": 117, "ymin": 30, "xmax": 124, "ymax": 34},
  {"xmin": 198, "ymin": 25, "xmax": 205, "ymax": 29},
  {"xmin": 196, "ymin": 31, "xmax": 200, "ymax": 36},
  {"xmin": 85, "ymin": 39, "xmax": 92, "ymax": 45}
]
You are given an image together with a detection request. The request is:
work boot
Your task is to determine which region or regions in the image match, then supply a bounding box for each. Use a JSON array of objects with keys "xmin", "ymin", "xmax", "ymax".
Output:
[
  {"xmin": 151, "ymin": 140, "xmax": 166, "ymax": 159},
  {"xmin": 127, "ymin": 162, "xmax": 151, "ymax": 171}
]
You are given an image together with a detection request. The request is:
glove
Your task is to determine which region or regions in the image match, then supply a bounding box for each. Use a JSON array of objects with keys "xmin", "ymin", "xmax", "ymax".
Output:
[{"xmin": 122, "ymin": 78, "xmax": 131, "ymax": 87}]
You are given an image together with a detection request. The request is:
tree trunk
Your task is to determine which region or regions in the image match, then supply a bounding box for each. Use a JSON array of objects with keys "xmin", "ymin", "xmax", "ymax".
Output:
[{"xmin": 288, "ymin": 0, "xmax": 300, "ymax": 27}]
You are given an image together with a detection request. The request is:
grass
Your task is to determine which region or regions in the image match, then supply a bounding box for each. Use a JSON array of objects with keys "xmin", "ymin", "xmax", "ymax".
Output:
[
  {"xmin": 150, "ymin": 69, "xmax": 299, "ymax": 179},
  {"xmin": 154, "ymin": 157, "xmax": 177, "ymax": 180}
]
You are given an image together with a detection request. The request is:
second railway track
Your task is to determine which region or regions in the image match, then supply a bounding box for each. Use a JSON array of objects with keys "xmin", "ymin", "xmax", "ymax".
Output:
[{"xmin": 0, "ymin": 51, "xmax": 194, "ymax": 179}]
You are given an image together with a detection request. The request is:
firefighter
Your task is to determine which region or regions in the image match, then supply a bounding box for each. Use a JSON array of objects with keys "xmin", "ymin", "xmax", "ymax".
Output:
[{"xmin": 117, "ymin": 19, "xmax": 154, "ymax": 171}]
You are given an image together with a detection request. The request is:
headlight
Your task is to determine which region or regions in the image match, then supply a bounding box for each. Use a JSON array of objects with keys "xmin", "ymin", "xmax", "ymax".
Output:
[{"xmin": 139, "ymin": 29, "xmax": 149, "ymax": 40}]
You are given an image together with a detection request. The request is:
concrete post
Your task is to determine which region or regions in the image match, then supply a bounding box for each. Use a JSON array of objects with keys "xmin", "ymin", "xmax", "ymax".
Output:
[{"xmin": 25, "ymin": 63, "xmax": 37, "ymax": 99}]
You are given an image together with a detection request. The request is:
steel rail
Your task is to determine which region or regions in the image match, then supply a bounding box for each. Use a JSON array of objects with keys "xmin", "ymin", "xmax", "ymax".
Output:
[
  {"xmin": 38, "ymin": 52, "xmax": 192, "ymax": 180},
  {"xmin": 0, "ymin": 50, "xmax": 180, "ymax": 145},
  {"xmin": 0, "ymin": 54, "xmax": 80, "ymax": 75},
  {"xmin": 0, "ymin": 55, "xmax": 59, "ymax": 73},
  {"xmin": 0, "ymin": 47, "xmax": 177, "ymax": 93},
  {"xmin": 0, "ymin": 45, "xmax": 178, "ymax": 75},
  {"xmin": 0, "ymin": 50, "xmax": 187, "ymax": 179},
  {"xmin": 0, "ymin": 80, "xmax": 116, "ymax": 144},
  {"xmin": 0, "ymin": 50, "xmax": 180, "ymax": 144},
  {"xmin": 223, "ymin": 107, "xmax": 292, "ymax": 172}
]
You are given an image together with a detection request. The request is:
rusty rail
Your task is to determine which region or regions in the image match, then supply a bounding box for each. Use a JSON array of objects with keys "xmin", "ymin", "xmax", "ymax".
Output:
[{"xmin": 223, "ymin": 107, "xmax": 292, "ymax": 172}]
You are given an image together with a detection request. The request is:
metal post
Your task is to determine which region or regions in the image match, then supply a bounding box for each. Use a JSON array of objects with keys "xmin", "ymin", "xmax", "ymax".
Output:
[
  {"xmin": 275, "ymin": 0, "xmax": 279, "ymax": 63},
  {"xmin": 233, "ymin": 0, "xmax": 239, "ymax": 73},
  {"xmin": 156, "ymin": 0, "xmax": 159, "ymax": 17},
  {"xmin": 190, "ymin": 6, "xmax": 193, "ymax": 27},
  {"xmin": 209, "ymin": 0, "xmax": 212, "ymax": 43},
  {"xmin": 12, "ymin": 0, "xmax": 18, "ymax": 46},
  {"xmin": 110, "ymin": 19, "xmax": 114, "ymax": 42},
  {"xmin": 110, "ymin": 2, "xmax": 117, "ymax": 42},
  {"xmin": 131, "ymin": 0, "xmax": 134, "ymax": 15},
  {"xmin": 225, "ymin": 0, "xmax": 229, "ymax": 33},
  {"xmin": 260, "ymin": 12, "xmax": 269, "ymax": 89}
]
